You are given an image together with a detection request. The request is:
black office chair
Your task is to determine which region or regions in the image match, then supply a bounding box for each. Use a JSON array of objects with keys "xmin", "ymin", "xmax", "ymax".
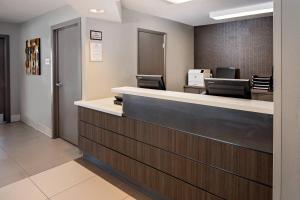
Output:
[{"xmin": 215, "ymin": 67, "xmax": 239, "ymax": 79}]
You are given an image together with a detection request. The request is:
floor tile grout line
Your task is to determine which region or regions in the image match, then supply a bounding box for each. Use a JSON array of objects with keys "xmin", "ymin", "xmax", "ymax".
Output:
[
  {"xmin": 0, "ymin": 143, "xmax": 32, "ymax": 179},
  {"xmin": 0, "ymin": 123, "xmax": 45, "ymax": 179},
  {"xmin": 28, "ymin": 178, "xmax": 49, "ymax": 200},
  {"xmin": 121, "ymin": 196, "xmax": 130, "ymax": 200},
  {"xmin": 43, "ymin": 174, "xmax": 96, "ymax": 199},
  {"xmin": 0, "ymin": 122, "xmax": 82, "ymax": 188},
  {"xmin": 0, "ymin": 160, "xmax": 95, "ymax": 199}
]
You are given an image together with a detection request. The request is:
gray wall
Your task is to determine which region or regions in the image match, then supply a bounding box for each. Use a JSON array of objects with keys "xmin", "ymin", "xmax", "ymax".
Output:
[
  {"xmin": 83, "ymin": 9, "xmax": 194, "ymax": 100},
  {"xmin": 279, "ymin": 0, "xmax": 300, "ymax": 199},
  {"xmin": 19, "ymin": 6, "xmax": 80, "ymax": 136},
  {"xmin": 274, "ymin": 0, "xmax": 300, "ymax": 199},
  {"xmin": 273, "ymin": 0, "xmax": 281, "ymax": 199},
  {"xmin": 17, "ymin": 6, "xmax": 193, "ymax": 136},
  {"xmin": 0, "ymin": 22, "xmax": 21, "ymax": 117}
]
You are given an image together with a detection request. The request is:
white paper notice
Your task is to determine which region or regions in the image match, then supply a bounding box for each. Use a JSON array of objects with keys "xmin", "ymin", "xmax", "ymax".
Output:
[{"xmin": 90, "ymin": 41, "xmax": 103, "ymax": 62}]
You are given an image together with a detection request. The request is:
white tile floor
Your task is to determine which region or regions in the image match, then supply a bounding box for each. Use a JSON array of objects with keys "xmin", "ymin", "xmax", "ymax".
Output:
[
  {"xmin": 0, "ymin": 161, "xmax": 147, "ymax": 200},
  {"xmin": 0, "ymin": 122, "xmax": 82, "ymax": 187},
  {"xmin": 0, "ymin": 123, "xmax": 151, "ymax": 200}
]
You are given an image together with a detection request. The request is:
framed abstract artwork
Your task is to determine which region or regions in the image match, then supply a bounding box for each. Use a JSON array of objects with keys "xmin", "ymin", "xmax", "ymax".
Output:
[{"xmin": 25, "ymin": 38, "xmax": 41, "ymax": 75}]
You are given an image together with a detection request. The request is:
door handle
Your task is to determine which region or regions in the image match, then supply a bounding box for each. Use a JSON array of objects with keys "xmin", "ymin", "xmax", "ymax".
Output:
[{"xmin": 56, "ymin": 82, "xmax": 63, "ymax": 87}]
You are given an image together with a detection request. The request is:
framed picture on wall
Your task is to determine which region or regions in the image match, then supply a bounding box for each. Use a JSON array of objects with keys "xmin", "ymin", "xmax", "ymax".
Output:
[
  {"xmin": 25, "ymin": 38, "xmax": 41, "ymax": 75},
  {"xmin": 90, "ymin": 30, "xmax": 102, "ymax": 41}
]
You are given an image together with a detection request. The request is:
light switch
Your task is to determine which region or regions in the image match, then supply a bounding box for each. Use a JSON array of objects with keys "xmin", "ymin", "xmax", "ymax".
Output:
[{"xmin": 45, "ymin": 58, "xmax": 51, "ymax": 65}]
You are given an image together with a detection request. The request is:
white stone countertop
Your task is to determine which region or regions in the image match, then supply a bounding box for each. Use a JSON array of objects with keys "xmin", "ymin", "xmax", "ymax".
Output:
[
  {"xmin": 112, "ymin": 87, "xmax": 274, "ymax": 115},
  {"xmin": 74, "ymin": 97, "xmax": 123, "ymax": 116}
]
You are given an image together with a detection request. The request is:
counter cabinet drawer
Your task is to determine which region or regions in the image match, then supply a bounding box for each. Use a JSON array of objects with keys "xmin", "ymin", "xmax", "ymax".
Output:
[
  {"xmin": 79, "ymin": 136, "xmax": 223, "ymax": 200},
  {"xmin": 79, "ymin": 122, "xmax": 272, "ymax": 200},
  {"xmin": 79, "ymin": 107, "xmax": 135, "ymax": 134},
  {"xmin": 78, "ymin": 107, "xmax": 272, "ymax": 186}
]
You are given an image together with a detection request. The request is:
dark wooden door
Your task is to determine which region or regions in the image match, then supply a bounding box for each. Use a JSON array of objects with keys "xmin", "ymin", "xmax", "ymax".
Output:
[
  {"xmin": 138, "ymin": 29, "xmax": 166, "ymax": 77},
  {"xmin": 0, "ymin": 38, "xmax": 4, "ymax": 117}
]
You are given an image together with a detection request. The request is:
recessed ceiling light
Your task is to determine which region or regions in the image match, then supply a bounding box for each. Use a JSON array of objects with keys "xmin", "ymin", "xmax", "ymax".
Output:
[
  {"xmin": 89, "ymin": 9, "xmax": 105, "ymax": 14},
  {"xmin": 209, "ymin": 2, "xmax": 273, "ymax": 20},
  {"xmin": 165, "ymin": 0, "xmax": 193, "ymax": 4}
]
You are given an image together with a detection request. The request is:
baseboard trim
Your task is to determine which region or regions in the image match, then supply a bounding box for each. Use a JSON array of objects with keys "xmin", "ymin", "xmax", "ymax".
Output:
[
  {"xmin": 0, "ymin": 114, "xmax": 3, "ymax": 123},
  {"xmin": 21, "ymin": 115, "xmax": 53, "ymax": 138},
  {"xmin": 11, "ymin": 114, "xmax": 21, "ymax": 122}
]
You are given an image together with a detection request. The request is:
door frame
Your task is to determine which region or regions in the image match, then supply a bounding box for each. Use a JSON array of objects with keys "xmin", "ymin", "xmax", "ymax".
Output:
[
  {"xmin": 0, "ymin": 35, "xmax": 11, "ymax": 123},
  {"xmin": 137, "ymin": 28, "xmax": 167, "ymax": 84},
  {"xmin": 51, "ymin": 18, "xmax": 82, "ymax": 139}
]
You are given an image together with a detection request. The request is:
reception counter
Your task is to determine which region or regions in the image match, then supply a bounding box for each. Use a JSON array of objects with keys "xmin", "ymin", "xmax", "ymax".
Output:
[
  {"xmin": 112, "ymin": 86, "xmax": 273, "ymax": 114},
  {"xmin": 75, "ymin": 87, "xmax": 273, "ymax": 200}
]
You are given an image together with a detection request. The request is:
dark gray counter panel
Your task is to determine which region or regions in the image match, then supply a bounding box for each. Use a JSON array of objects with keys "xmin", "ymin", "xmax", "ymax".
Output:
[{"xmin": 123, "ymin": 94, "xmax": 273, "ymax": 154}]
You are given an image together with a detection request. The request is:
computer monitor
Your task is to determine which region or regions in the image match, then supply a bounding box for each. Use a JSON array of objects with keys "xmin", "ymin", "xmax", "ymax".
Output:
[
  {"xmin": 205, "ymin": 78, "xmax": 251, "ymax": 99},
  {"xmin": 216, "ymin": 67, "xmax": 239, "ymax": 79},
  {"xmin": 136, "ymin": 75, "xmax": 166, "ymax": 90}
]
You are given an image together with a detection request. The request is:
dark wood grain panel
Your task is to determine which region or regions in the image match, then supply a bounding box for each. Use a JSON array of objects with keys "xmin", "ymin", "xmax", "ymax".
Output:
[
  {"xmin": 0, "ymin": 38, "xmax": 5, "ymax": 114},
  {"xmin": 0, "ymin": 35, "xmax": 10, "ymax": 122},
  {"xmin": 194, "ymin": 17, "xmax": 273, "ymax": 79},
  {"xmin": 79, "ymin": 136, "xmax": 223, "ymax": 200},
  {"xmin": 79, "ymin": 122, "xmax": 272, "ymax": 200},
  {"xmin": 78, "ymin": 107, "xmax": 273, "ymax": 186}
]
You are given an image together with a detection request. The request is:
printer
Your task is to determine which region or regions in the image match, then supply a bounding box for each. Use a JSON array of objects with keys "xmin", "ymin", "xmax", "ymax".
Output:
[{"xmin": 188, "ymin": 69, "xmax": 212, "ymax": 87}]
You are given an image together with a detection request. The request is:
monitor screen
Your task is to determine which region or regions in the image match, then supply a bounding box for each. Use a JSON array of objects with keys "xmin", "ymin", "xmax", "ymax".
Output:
[
  {"xmin": 216, "ymin": 67, "xmax": 239, "ymax": 79},
  {"xmin": 205, "ymin": 78, "xmax": 251, "ymax": 99},
  {"xmin": 136, "ymin": 75, "xmax": 166, "ymax": 90}
]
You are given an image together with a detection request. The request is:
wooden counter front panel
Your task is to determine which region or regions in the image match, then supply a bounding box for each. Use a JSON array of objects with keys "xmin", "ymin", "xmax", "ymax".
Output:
[
  {"xmin": 79, "ymin": 107, "xmax": 273, "ymax": 187},
  {"xmin": 79, "ymin": 136, "xmax": 223, "ymax": 200},
  {"xmin": 79, "ymin": 122, "xmax": 272, "ymax": 200}
]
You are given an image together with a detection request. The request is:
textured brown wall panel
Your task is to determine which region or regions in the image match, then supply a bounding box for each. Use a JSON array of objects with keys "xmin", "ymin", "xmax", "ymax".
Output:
[
  {"xmin": 79, "ymin": 136, "xmax": 223, "ymax": 200},
  {"xmin": 78, "ymin": 107, "xmax": 273, "ymax": 186},
  {"xmin": 194, "ymin": 17, "xmax": 273, "ymax": 79},
  {"xmin": 79, "ymin": 122, "xmax": 272, "ymax": 200}
]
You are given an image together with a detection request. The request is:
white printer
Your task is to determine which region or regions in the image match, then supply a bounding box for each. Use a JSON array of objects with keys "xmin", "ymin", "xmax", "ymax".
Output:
[{"xmin": 188, "ymin": 69, "xmax": 212, "ymax": 87}]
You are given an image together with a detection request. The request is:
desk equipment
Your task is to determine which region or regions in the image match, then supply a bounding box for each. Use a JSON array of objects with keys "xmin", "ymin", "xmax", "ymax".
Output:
[
  {"xmin": 114, "ymin": 96, "xmax": 123, "ymax": 105},
  {"xmin": 205, "ymin": 78, "xmax": 251, "ymax": 99},
  {"xmin": 251, "ymin": 75, "xmax": 273, "ymax": 91},
  {"xmin": 216, "ymin": 67, "xmax": 239, "ymax": 79},
  {"xmin": 136, "ymin": 75, "xmax": 166, "ymax": 90},
  {"xmin": 184, "ymin": 85, "xmax": 206, "ymax": 94},
  {"xmin": 188, "ymin": 69, "xmax": 211, "ymax": 87}
]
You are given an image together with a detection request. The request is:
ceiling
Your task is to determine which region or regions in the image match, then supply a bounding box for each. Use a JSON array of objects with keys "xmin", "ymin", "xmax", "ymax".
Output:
[
  {"xmin": 65, "ymin": 0, "xmax": 122, "ymax": 23},
  {"xmin": 0, "ymin": 0, "xmax": 273, "ymax": 26},
  {"xmin": 121, "ymin": 0, "xmax": 273, "ymax": 26},
  {"xmin": 0, "ymin": 0, "xmax": 66, "ymax": 23},
  {"xmin": 0, "ymin": 0, "xmax": 122, "ymax": 23}
]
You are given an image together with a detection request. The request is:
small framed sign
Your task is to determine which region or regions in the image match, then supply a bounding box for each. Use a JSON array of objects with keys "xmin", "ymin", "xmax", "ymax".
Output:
[{"xmin": 90, "ymin": 30, "xmax": 102, "ymax": 41}]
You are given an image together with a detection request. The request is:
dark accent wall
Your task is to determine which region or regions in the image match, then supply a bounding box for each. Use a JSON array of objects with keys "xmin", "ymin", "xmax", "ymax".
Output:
[{"xmin": 194, "ymin": 17, "xmax": 273, "ymax": 79}]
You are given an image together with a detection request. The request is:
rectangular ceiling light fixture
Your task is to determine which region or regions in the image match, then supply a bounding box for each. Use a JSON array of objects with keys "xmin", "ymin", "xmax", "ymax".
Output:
[
  {"xmin": 165, "ymin": 0, "xmax": 193, "ymax": 4},
  {"xmin": 209, "ymin": 2, "xmax": 273, "ymax": 20}
]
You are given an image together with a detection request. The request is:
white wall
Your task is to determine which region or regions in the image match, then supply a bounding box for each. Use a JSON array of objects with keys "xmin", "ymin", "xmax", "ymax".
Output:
[
  {"xmin": 0, "ymin": 22, "xmax": 21, "ymax": 120},
  {"xmin": 83, "ymin": 8, "xmax": 194, "ymax": 100},
  {"xmin": 19, "ymin": 6, "xmax": 80, "ymax": 136},
  {"xmin": 274, "ymin": 0, "xmax": 300, "ymax": 199}
]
